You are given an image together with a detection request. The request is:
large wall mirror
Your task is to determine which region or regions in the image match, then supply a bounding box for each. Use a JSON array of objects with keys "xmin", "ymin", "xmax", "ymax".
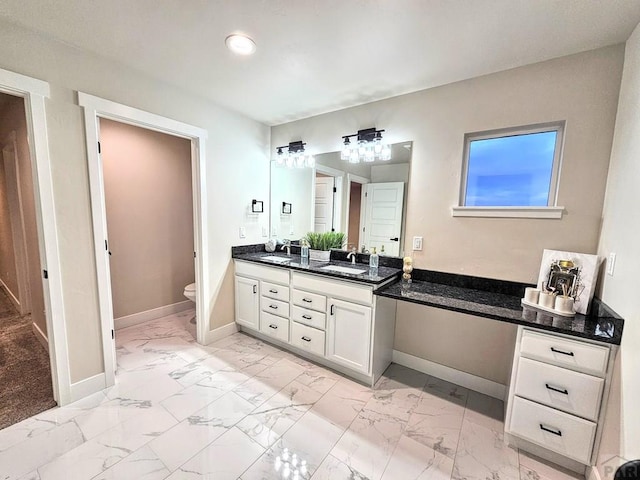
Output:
[{"xmin": 270, "ymin": 142, "xmax": 412, "ymax": 256}]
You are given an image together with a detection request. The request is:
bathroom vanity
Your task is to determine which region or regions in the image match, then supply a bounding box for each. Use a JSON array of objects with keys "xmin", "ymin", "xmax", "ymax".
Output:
[{"xmin": 233, "ymin": 249, "xmax": 401, "ymax": 385}]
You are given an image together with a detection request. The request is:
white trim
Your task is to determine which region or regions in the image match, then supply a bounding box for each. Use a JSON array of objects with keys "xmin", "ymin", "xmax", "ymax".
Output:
[
  {"xmin": 0, "ymin": 277, "xmax": 21, "ymax": 308},
  {"xmin": 451, "ymin": 206, "xmax": 565, "ymax": 219},
  {"xmin": 115, "ymin": 301, "xmax": 193, "ymax": 330},
  {"xmin": 204, "ymin": 321, "xmax": 239, "ymax": 345},
  {"xmin": 32, "ymin": 322, "xmax": 49, "ymax": 352},
  {"xmin": 315, "ymin": 164, "xmax": 346, "ymax": 178},
  {"xmin": 586, "ymin": 466, "xmax": 601, "ymax": 480},
  {"xmin": 392, "ymin": 350, "xmax": 506, "ymax": 399},
  {"xmin": 0, "ymin": 67, "xmax": 71, "ymax": 406},
  {"xmin": 69, "ymin": 373, "xmax": 106, "ymax": 403},
  {"xmin": 78, "ymin": 92, "xmax": 210, "ymax": 392}
]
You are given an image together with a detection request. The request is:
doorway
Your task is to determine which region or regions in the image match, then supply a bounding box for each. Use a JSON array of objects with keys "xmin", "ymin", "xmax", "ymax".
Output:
[
  {"xmin": 79, "ymin": 93, "xmax": 209, "ymax": 389},
  {"xmin": 0, "ymin": 92, "xmax": 56, "ymax": 427}
]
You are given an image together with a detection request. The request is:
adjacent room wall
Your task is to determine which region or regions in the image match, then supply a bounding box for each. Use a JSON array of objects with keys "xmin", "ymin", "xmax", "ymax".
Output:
[
  {"xmin": 0, "ymin": 155, "xmax": 18, "ymax": 298},
  {"xmin": 100, "ymin": 119, "xmax": 194, "ymax": 320},
  {"xmin": 0, "ymin": 20, "xmax": 270, "ymax": 384},
  {"xmin": 272, "ymin": 46, "xmax": 624, "ymax": 385},
  {"xmin": 0, "ymin": 94, "xmax": 46, "ymax": 336},
  {"xmin": 595, "ymin": 22, "xmax": 640, "ymax": 476}
]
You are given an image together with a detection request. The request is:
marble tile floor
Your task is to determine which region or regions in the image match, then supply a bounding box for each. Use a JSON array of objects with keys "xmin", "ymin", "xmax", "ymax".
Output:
[{"xmin": 0, "ymin": 310, "xmax": 585, "ymax": 480}]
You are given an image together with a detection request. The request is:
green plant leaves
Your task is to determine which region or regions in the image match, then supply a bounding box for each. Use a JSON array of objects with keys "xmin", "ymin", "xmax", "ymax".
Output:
[{"xmin": 303, "ymin": 231, "xmax": 346, "ymax": 251}]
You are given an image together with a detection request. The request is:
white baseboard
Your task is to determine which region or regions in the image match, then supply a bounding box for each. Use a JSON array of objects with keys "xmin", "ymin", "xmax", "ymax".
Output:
[
  {"xmin": 0, "ymin": 277, "xmax": 20, "ymax": 309},
  {"xmin": 392, "ymin": 350, "xmax": 506, "ymax": 399},
  {"xmin": 115, "ymin": 300, "xmax": 193, "ymax": 330},
  {"xmin": 32, "ymin": 321, "xmax": 49, "ymax": 352},
  {"xmin": 69, "ymin": 373, "xmax": 106, "ymax": 404},
  {"xmin": 204, "ymin": 322, "xmax": 238, "ymax": 344},
  {"xmin": 587, "ymin": 466, "xmax": 602, "ymax": 480}
]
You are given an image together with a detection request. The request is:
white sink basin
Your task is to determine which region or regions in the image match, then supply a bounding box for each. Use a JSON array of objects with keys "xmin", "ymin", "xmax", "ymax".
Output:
[
  {"xmin": 320, "ymin": 265, "xmax": 367, "ymax": 275},
  {"xmin": 261, "ymin": 255, "xmax": 291, "ymax": 263}
]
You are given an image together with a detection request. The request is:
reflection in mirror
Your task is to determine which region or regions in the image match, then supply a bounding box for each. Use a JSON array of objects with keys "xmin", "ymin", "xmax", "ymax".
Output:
[{"xmin": 270, "ymin": 142, "xmax": 412, "ymax": 256}]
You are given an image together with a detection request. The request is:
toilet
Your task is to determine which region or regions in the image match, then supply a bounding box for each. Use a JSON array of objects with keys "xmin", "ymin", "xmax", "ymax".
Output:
[{"xmin": 183, "ymin": 283, "xmax": 197, "ymax": 328}]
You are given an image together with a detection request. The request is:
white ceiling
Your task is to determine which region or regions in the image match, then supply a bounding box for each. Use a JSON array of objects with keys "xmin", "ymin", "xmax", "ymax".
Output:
[{"xmin": 1, "ymin": 1, "xmax": 639, "ymax": 126}]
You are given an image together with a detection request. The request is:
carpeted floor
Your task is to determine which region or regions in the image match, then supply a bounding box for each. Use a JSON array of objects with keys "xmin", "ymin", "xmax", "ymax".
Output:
[{"xmin": 0, "ymin": 287, "xmax": 56, "ymax": 430}]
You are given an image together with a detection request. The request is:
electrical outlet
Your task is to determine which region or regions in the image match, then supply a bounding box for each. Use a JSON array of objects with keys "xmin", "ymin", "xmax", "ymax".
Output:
[
  {"xmin": 261, "ymin": 226, "xmax": 268, "ymax": 237},
  {"xmin": 607, "ymin": 252, "xmax": 616, "ymax": 276},
  {"xmin": 239, "ymin": 226, "xmax": 246, "ymax": 239},
  {"xmin": 412, "ymin": 236, "xmax": 423, "ymax": 251},
  {"xmin": 289, "ymin": 226, "xmax": 295, "ymax": 235},
  {"xmin": 271, "ymin": 227, "xmax": 277, "ymax": 236}
]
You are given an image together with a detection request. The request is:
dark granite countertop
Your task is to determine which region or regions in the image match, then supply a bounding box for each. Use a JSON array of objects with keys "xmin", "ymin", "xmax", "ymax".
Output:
[
  {"xmin": 375, "ymin": 273, "xmax": 624, "ymax": 345},
  {"xmin": 232, "ymin": 249, "xmax": 401, "ymax": 286}
]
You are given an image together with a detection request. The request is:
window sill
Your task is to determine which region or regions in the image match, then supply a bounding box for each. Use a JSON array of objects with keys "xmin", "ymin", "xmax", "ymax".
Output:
[{"xmin": 451, "ymin": 206, "xmax": 565, "ymax": 219}]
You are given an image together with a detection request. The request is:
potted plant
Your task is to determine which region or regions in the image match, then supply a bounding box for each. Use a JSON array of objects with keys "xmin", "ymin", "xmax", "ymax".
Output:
[{"xmin": 303, "ymin": 231, "xmax": 346, "ymax": 262}]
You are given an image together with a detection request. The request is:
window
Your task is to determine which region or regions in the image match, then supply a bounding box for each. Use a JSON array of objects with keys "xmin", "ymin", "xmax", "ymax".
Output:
[{"xmin": 454, "ymin": 122, "xmax": 565, "ymax": 218}]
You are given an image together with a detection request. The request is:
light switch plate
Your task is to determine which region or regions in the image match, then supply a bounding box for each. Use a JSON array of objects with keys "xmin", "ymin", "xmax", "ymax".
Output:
[
  {"xmin": 412, "ymin": 236, "xmax": 423, "ymax": 251},
  {"xmin": 239, "ymin": 226, "xmax": 246, "ymax": 239},
  {"xmin": 607, "ymin": 252, "xmax": 616, "ymax": 276}
]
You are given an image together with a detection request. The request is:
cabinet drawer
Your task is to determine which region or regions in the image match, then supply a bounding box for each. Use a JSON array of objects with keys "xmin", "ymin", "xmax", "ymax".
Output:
[
  {"xmin": 521, "ymin": 330, "xmax": 609, "ymax": 377},
  {"xmin": 291, "ymin": 305, "xmax": 326, "ymax": 330},
  {"xmin": 235, "ymin": 260, "xmax": 289, "ymax": 285},
  {"xmin": 515, "ymin": 358, "xmax": 604, "ymax": 421},
  {"xmin": 260, "ymin": 311, "xmax": 289, "ymax": 342},
  {"xmin": 291, "ymin": 289, "xmax": 326, "ymax": 313},
  {"xmin": 509, "ymin": 396, "xmax": 596, "ymax": 464},
  {"xmin": 291, "ymin": 322, "xmax": 325, "ymax": 357},
  {"xmin": 261, "ymin": 297, "xmax": 290, "ymax": 319},
  {"xmin": 261, "ymin": 281, "xmax": 289, "ymax": 302},
  {"xmin": 292, "ymin": 272, "xmax": 372, "ymax": 305}
]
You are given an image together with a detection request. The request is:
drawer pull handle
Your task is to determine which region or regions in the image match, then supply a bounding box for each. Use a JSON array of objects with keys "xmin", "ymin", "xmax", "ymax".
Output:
[
  {"xmin": 269, "ymin": 289, "xmax": 278, "ymax": 294},
  {"xmin": 269, "ymin": 324, "xmax": 278, "ymax": 329},
  {"xmin": 302, "ymin": 298, "xmax": 313, "ymax": 303},
  {"xmin": 539, "ymin": 424, "xmax": 562, "ymax": 436},
  {"xmin": 253, "ymin": 285, "xmax": 257, "ymax": 294},
  {"xmin": 330, "ymin": 304, "xmax": 335, "ymax": 315},
  {"xmin": 301, "ymin": 336, "xmax": 311, "ymax": 342},
  {"xmin": 269, "ymin": 305, "xmax": 278, "ymax": 310},
  {"xmin": 550, "ymin": 347, "xmax": 574, "ymax": 356},
  {"xmin": 302, "ymin": 315, "xmax": 312, "ymax": 320},
  {"xmin": 545, "ymin": 384, "xmax": 569, "ymax": 395}
]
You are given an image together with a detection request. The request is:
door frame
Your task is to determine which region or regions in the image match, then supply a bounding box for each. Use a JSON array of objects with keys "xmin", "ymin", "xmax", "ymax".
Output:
[
  {"xmin": 78, "ymin": 93, "xmax": 209, "ymax": 388},
  {"xmin": 344, "ymin": 173, "xmax": 369, "ymax": 250},
  {"xmin": 0, "ymin": 67, "xmax": 71, "ymax": 404},
  {"xmin": 314, "ymin": 164, "xmax": 344, "ymax": 232}
]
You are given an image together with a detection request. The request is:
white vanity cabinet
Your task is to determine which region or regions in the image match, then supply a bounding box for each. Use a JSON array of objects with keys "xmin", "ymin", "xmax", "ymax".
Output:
[
  {"xmin": 234, "ymin": 259, "xmax": 397, "ymax": 385},
  {"xmin": 505, "ymin": 327, "xmax": 617, "ymax": 472}
]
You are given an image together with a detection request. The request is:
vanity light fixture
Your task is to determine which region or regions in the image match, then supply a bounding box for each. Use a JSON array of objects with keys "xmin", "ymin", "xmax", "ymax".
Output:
[
  {"xmin": 340, "ymin": 128, "xmax": 391, "ymax": 163},
  {"xmin": 225, "ymin": 34, "xmax": 257, "ymax": 55},
  {"xmin": 275, "ymin": 141, "xmax": 315, "ymax": 168}
]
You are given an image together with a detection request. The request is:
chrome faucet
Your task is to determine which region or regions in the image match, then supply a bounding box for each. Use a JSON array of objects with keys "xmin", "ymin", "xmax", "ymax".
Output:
[
  {"xmin": 347, "ymin": 247, "xmax": 357, "ymax": 265},
  {"xmin": 280, "ymin": 240, "xmax": 291, "ymax": 256}
]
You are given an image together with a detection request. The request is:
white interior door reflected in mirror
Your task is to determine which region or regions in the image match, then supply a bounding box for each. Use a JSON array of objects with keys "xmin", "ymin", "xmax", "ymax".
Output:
[
  {"xmin": 361, "ymin": 182, "xmax": 405, "ymax": 256},
  {"xmin": 314, "ymin": 175, "xmax": 335, "ymax": 233}
]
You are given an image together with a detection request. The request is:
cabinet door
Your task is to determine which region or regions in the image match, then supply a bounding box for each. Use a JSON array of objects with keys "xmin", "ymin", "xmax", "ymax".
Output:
[
  {"xmin": 235, "ymin": 275, "xmax": 259, "ymax": 329},
  {"xmin": 326, "ymin": 298, "xmax": 372, "ymax": 374}
]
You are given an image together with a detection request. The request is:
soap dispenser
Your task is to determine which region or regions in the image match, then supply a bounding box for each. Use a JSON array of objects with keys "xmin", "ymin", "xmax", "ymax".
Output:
[
  {"xmin": 369, "ymin": 246, "xmax": 379, "ymax": 274},
  {"xmin": 301, "ymin": 239, "xmax": 309, "ymax": 266}
]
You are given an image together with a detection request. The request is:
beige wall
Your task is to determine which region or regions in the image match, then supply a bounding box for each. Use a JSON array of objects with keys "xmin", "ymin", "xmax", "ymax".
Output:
[
  {"xmin": 272, "ymin": 46, "xmax": 624, "ymax": 385},
  {"xmin": 0, "ymin": 148, "xmax": 17, "ymax": 296},
  {"xmin": 100, "ymin": 119, "xmax": 194, "ymax": 319},
  {"xmin": 0, "ymin": 94, "xmax": 46, "ymax": 335},
  {"xmin": 596, "ymin": 23, "xmax": 640, "ymax": 477},
  {"xmin": 0, "ymin": 20, "xmax": 270, "ymax": 383}
]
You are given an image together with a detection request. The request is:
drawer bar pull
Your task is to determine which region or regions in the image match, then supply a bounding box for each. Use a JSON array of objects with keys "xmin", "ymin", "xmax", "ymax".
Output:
[
  {"xmin": 545, "ymin": 383, "xmax": 569, "ymax": 395},
  {"xmin": 301, "ymin": 336, "xmax": 312, "ymax": 342},
  {"xmin": 550, "ymin": 347, "xmax": 574, "ymax": 356},
  {"xmin": 269, "ymin": 305, "xmax": 278, "ymax": 310},
  {"xmin": 302, "ymin": 298, "xmax": 313, "ymax": 303},
  {"xmin": 302, "ymin": 315, "xmax": 312, "ymax": 320},
  {"xmin": 269, "ymin": 324, "xmax": 278, "ymax": 329},
  {"xmin": 269, "ymin": 289, "xmax": 278, "ymax": 294},
  {"xmin": 539, "ymin": 424, "xmax": 562, "ymax": 436}
]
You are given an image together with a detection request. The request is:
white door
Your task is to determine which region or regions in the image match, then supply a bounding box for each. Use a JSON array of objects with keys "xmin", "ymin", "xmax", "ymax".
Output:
[
  {"xmin": 2, "ymin": 135, "xmax": 31, "ymax": 314},
  {"xmin": 235, "ymin": 275, "xmax": 259, "ymax": 329},
  {"xmin": 326, "ymin": 298, "xmax": 372, "ymax": 374},
  {"xmin": 361, "ymin": 182, "xmax": 405, "ymax": 256},
  {"xmin": 314, "ymin": 176, "xmax": 335, "ymax": 233}
]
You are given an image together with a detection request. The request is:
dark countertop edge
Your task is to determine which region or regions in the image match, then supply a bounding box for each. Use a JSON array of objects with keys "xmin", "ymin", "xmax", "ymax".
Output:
[{"xmin": 232, "ymin": 253, "xmax": 401, "ymax": 285}]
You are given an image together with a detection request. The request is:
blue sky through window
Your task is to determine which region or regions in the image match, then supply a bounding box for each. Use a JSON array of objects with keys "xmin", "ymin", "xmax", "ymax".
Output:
[{"xmin": 464, "ymin": 131, "xmax": 557, "ymax": 206}]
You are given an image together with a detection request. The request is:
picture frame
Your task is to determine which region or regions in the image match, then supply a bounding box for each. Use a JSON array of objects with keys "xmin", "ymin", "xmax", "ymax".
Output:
[
  {"xmin": 251, "ymin": 199, "xmax": 263, "ymax": 213},
  {"xmin": 282, "ymin": 202, "xmax": 292, "ymax": 214}
]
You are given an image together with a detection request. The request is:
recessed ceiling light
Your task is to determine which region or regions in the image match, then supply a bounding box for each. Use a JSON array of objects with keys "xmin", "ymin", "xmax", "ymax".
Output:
[{"xmin": 225, "ymin": 34, "xmax": 256, "ymax": 56}]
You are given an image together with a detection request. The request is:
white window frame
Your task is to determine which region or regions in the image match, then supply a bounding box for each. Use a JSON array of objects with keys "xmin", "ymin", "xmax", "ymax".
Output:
[{"xmin": 452, "ymin": 121, "xmax": 566, "ymax": 219}]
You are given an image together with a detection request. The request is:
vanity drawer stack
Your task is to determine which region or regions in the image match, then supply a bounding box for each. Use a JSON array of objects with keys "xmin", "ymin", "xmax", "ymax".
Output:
[
  {"xmin": 506, "ymin": 329, "xmax": 612, "ymax": 466},
  {"xmin": 260, "ymin": 279, "xmax": 290, "ymax": 342},
  {"xmin": 290, "ymin": 288, "xmax": 327, "ymax": 357}
]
